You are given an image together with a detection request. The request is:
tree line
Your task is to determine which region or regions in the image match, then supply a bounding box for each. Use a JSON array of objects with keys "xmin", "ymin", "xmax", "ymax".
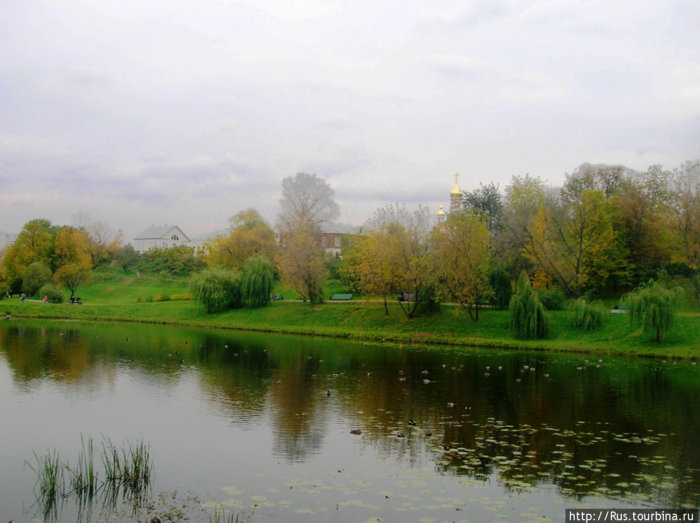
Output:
[{"xmin": 2, "ymin": 162, "xmax": 698, "ymax": 327}]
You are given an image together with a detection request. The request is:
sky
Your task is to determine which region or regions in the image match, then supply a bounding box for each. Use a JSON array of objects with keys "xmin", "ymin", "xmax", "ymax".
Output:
[{"xmin": 1, "ymin": 0, "xmax": 699, "ymax": 241}]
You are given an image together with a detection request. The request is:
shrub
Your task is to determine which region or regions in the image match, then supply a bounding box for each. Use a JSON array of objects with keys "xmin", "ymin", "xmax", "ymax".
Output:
[
  {"xmin": 488, "ymin": 268, "xmax": 512, "ymax": 310},
  {"xmin": 571, "ymin": 298, "xmax": 604, "ymax": 331},
  {"xmin": 538, "ymin": 289, "xmax": 567, "ymax": 310},
  {"xmin": 170, "ymin": 293, "xmax": 193, "ymax": 301},
  {"xmin": 191, "ymin": 268, "xmax": 243, "ymax": 313},
  {"xmin": 509, "ymin": 271, "xmax": 549, "ymax": 339},
  {"xmin": 624, "ymin": 280, "xmax": 681, "ymax": 342},
  {"xmin": 155, "ymin": 294, "xmax": 171, "ymax": 301},
  {"xmin": 38, "ymin": 283, "xmax": 65, "ymax": 303},
  {"xmin": 240, "ymin": 254, "xmax": 276, "ymax": 308}
]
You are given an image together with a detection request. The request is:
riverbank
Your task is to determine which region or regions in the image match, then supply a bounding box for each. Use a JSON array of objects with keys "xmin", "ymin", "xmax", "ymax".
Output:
[{"xmin": 3, "ymin": 298, "xmax": 699, "ymax": 359}]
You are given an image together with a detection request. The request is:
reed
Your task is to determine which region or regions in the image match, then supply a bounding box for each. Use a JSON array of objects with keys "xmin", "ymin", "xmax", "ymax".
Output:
[{"xmin": 67, "ymin": 435, "xmax": 97, "ymax": 499}]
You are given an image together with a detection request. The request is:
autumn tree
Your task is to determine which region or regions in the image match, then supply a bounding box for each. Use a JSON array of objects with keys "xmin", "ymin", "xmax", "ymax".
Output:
[
  {"xmin": 432, "ymin": 212, "xmax": 492, "ymax": 320},
  {"xmin": 361, "ymin": 205, "xmax": 437, "ymax": 319},
  {"xmin": 348, "ymin": 226, "xmax": 403, "ymax": 315},
  {"xmin": 277, "ymin": 173, "xmax": 339, "ymax": 306},
  {"xmin": 525, "ymin": 181, "xmax": 629, "ymax": 297},
  {"xmin": 2, "ymin": 219, "xmax": 55, "ymax": 290},
  {"xmin": 205, "ymin": 209, "xmax": 277, "ymax": 269},
  {"xmin": 279, "ymin": 229, "xmax": 326, "ymax": 304},
  {"xmin": 52, "ymin": 226, "xmax": 93, "ymax": 299}
]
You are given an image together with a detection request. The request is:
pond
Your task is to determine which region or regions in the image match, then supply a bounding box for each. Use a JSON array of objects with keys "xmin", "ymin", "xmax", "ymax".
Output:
[{"xmin": 0, "ymin": 319, "xmax": 698, "ymax": 521}]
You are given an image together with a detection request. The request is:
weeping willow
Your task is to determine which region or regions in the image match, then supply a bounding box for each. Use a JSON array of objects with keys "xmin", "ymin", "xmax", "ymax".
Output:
[
  {"xmin": 624, "ymin": 280, "xmax": 680, "ymax": 342},
  {"xmin": 241, "ymin": 254, "xmax": 276, "ymax": 308},
  {"xmin": 191, "ymin": 268, "xmax": 243, "ymax": 313},
  {"xmin": 509, "ymin": 271, "xmax": 549, "ymax": 339}
]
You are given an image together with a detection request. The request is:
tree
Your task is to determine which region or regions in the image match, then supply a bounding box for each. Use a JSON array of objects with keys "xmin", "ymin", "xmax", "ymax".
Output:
[
  {"xmin": 488, "ymin": 267, "xmax": 512, "ymax": 310},
  {"xmin": 364, "ymin": 205, "xmax": 437, "ymax": 319},
  {"xmin": 625, "ymin": 280, "xmax": 680, "ymax": 342},
  {"xmin": 349, "ymin": 227, "xmax": 403, "ymax": 315},
  {"xmin": 277, "ymin": 173, "xmax": 339, "ymax": 306},
  {"xmin": 509, "ymin": 271, "xmax": 549, "ymax": 339},
  {"xmin": 279, "ymin": 230, "xmax": 326, "ymax": 305},
  {"xmin": 2, "ymin": 219, "xmax": 55, "ymax": 287},
  {"xmin": 525, "ymin": 187, "xmax": 628, "ymax": 297},
  {"xmin": 54, "ymin": 263, "xmax": 92, "ymax": 299},
  {"xmin": 670, "ymin": 161, "xmax": 700, "ymax": 303},
  {"xmin": 617, "ymin": 166, "xmax": 674, "ymax": 276},
  {"xmin": 432, "ymin": 212, "xmax": 492, "ymax": 320},
  {"xmin": 205, "ymin": 209, "xmax": 278, "ymax": 269},
  {"xmin": 52, "ymin": 226, "xmax": 93, "ymax": 299},
  {"xmin": 241, "ymin": 254, "xmax": 276, "ymax": 308},
  {"xmin": 463, "ymin": 182, "xmax": 503, "ymax": 235},
  {"xmin": 191, "ymin": 268, "xmax": 243, "ymax": 313},
  {"xmin": 277, "ymin": 173, "xmax": 340, "ymax": 234},
  {"xmin": 21, "ymin": 261, "xmax": 53, "ymax": 296},
  {"xmin": 499, "ymin": 175, "xmax": 547, "ymax": 275}
]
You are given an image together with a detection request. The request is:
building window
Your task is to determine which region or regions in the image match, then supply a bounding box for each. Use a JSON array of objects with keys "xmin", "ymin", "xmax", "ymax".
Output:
[
  {"xmin": 171, "ymin": 235, "xmax": 179, "ymax": 241},
  {"xmin": 334, "ymin": 237, "xmax": 341, "ymax": 247}
]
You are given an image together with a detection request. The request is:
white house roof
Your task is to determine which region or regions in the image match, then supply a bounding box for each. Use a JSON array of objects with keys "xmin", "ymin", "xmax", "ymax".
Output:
[{"xmin": 134, "ymin": 225, "xmax": 190, "ymax": 241}]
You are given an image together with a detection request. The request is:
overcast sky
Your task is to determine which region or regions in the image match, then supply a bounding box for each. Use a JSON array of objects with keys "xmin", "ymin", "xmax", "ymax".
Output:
[{"xmin": 1, "ymin": 0, "xmax": 699, "ymax": 241}]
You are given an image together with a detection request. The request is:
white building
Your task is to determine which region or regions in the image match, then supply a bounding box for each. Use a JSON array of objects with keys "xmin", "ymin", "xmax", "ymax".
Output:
[{"xmin": 133, "ymin": 225, "xmax": 205, "ymax": 254}]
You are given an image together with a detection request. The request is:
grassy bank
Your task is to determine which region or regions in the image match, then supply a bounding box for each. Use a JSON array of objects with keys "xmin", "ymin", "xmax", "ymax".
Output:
[{"xmin": 3, "ymin": 282, "xmax": 699, "ymax": 358}]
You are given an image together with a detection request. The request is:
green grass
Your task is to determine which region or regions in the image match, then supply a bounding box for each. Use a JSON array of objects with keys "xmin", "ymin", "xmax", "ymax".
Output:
[{"xmin": 4, "ymin": 270, "xmax": 699, "ymax": 359}]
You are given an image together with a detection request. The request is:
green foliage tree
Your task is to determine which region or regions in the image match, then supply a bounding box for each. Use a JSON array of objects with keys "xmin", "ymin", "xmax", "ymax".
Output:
[
  {"xmin": 54, "ymin": 263, "xmax": 93, "ymax": 299},
  {"xmin": 488, "ymin": 267, "xmax": 512, "ymax": 310},
  {"xmin": 191, "ymin": 268, "xmax": 243, "ymax": 313},
  {"xmin": 21, "ymin": 261, "xmax": 53, "ymax": 296},
  {"xmin": 138, "ymin": 246, "xmax": 204, "ymax": 276},
  {"xmin": 624, "ymin": 280, "xmax": 680, "ymax": 342},
  {"xmin": 241, "ymin": 254, "xmax": 276, "ymax": 308},
  {"xmin": 670, "ymin": 161, "xmax": 700, "ymax": 304},
  {"xmin": 509, "ymin": 271, "xmax": 549, "ymax": 339}
]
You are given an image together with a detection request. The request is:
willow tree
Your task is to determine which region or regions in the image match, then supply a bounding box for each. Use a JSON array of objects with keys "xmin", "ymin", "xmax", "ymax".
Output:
[
  {"xmin": 509, "ymin": 271, "xmax": 549, "ymax": 339},
  {"xmin": 241, "ymin": 254, "xmax": 276, "ymax": 307},
  {"xmin": 625, "ymin": 280, "xmax": 680, "ymax": 342},
  {"xmin": 191, "ymin": 268, "xmax": 243, "ymax": 313}
]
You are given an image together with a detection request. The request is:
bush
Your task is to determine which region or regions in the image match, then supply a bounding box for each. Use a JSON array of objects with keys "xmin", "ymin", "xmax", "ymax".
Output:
[
  {"xmin": 191, "ymin": 268, "xmax": 243, "ymax": 313},
  {"xmin": 488, "ymin": 268, "xmax": 512, "ymax": 310},
  {"xmin": 538, "ymin": 289, "xmax": 567, "ymax": 310},
  {"xmin": 38, "ymin": 283, "xmax": 65, "ymax": 303},
  {"xmin": 570, "ymin": 298, "xmax": 604, "ymax": 331},
  {"xmin": 509, "ymin": 272, "xmax": 549, "ymax": 339},
  {"xmin": 170, "ymin": 293, "xmax": 193, "ymax": 301},
  {"xmin": 155, "ymin": 294, "xmax": 171, "ymax": 301}
]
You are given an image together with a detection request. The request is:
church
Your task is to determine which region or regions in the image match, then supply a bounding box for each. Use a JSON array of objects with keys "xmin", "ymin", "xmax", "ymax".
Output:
[{"xmin": 436, "ymin": 172, "xmax": 465, "ymax": 224}]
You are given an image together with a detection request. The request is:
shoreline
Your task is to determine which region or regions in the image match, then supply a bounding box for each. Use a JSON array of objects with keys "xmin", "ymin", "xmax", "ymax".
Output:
[{"xmin": 3, "ymin": 300, "xmax": 698, "ymax": 359}]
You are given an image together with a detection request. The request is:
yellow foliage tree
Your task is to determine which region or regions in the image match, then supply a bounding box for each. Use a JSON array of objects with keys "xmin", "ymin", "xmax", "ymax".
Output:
[
  {"xmin": 432, "ymin": 212, "xmax": 492, "ymax": 320},
  {"xmin": 205, "ymin": 209, "xmax": 277, "ymax": 269}
]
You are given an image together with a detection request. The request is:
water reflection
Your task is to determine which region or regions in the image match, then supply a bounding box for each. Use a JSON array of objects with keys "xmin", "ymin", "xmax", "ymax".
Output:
[{"xmin": 1, "ymin": 319, "xmax": 698, "ymax": 518}]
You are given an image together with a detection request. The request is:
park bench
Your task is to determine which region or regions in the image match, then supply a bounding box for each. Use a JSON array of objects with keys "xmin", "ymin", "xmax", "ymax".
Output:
[{"xmin": 330, "ymin": 293, "xmax": 353, "ymax": 301}]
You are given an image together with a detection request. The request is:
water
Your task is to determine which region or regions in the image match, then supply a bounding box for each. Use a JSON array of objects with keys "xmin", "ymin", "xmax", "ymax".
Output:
[{"xmin": 0, "ymin": 319, "xmax": 698, "ymax": 521}]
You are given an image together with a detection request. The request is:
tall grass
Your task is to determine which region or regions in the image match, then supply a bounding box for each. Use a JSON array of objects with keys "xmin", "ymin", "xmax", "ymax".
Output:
[{"xmin": 27, "ymin": 436, "xmax": 153, "ymax": 518}]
